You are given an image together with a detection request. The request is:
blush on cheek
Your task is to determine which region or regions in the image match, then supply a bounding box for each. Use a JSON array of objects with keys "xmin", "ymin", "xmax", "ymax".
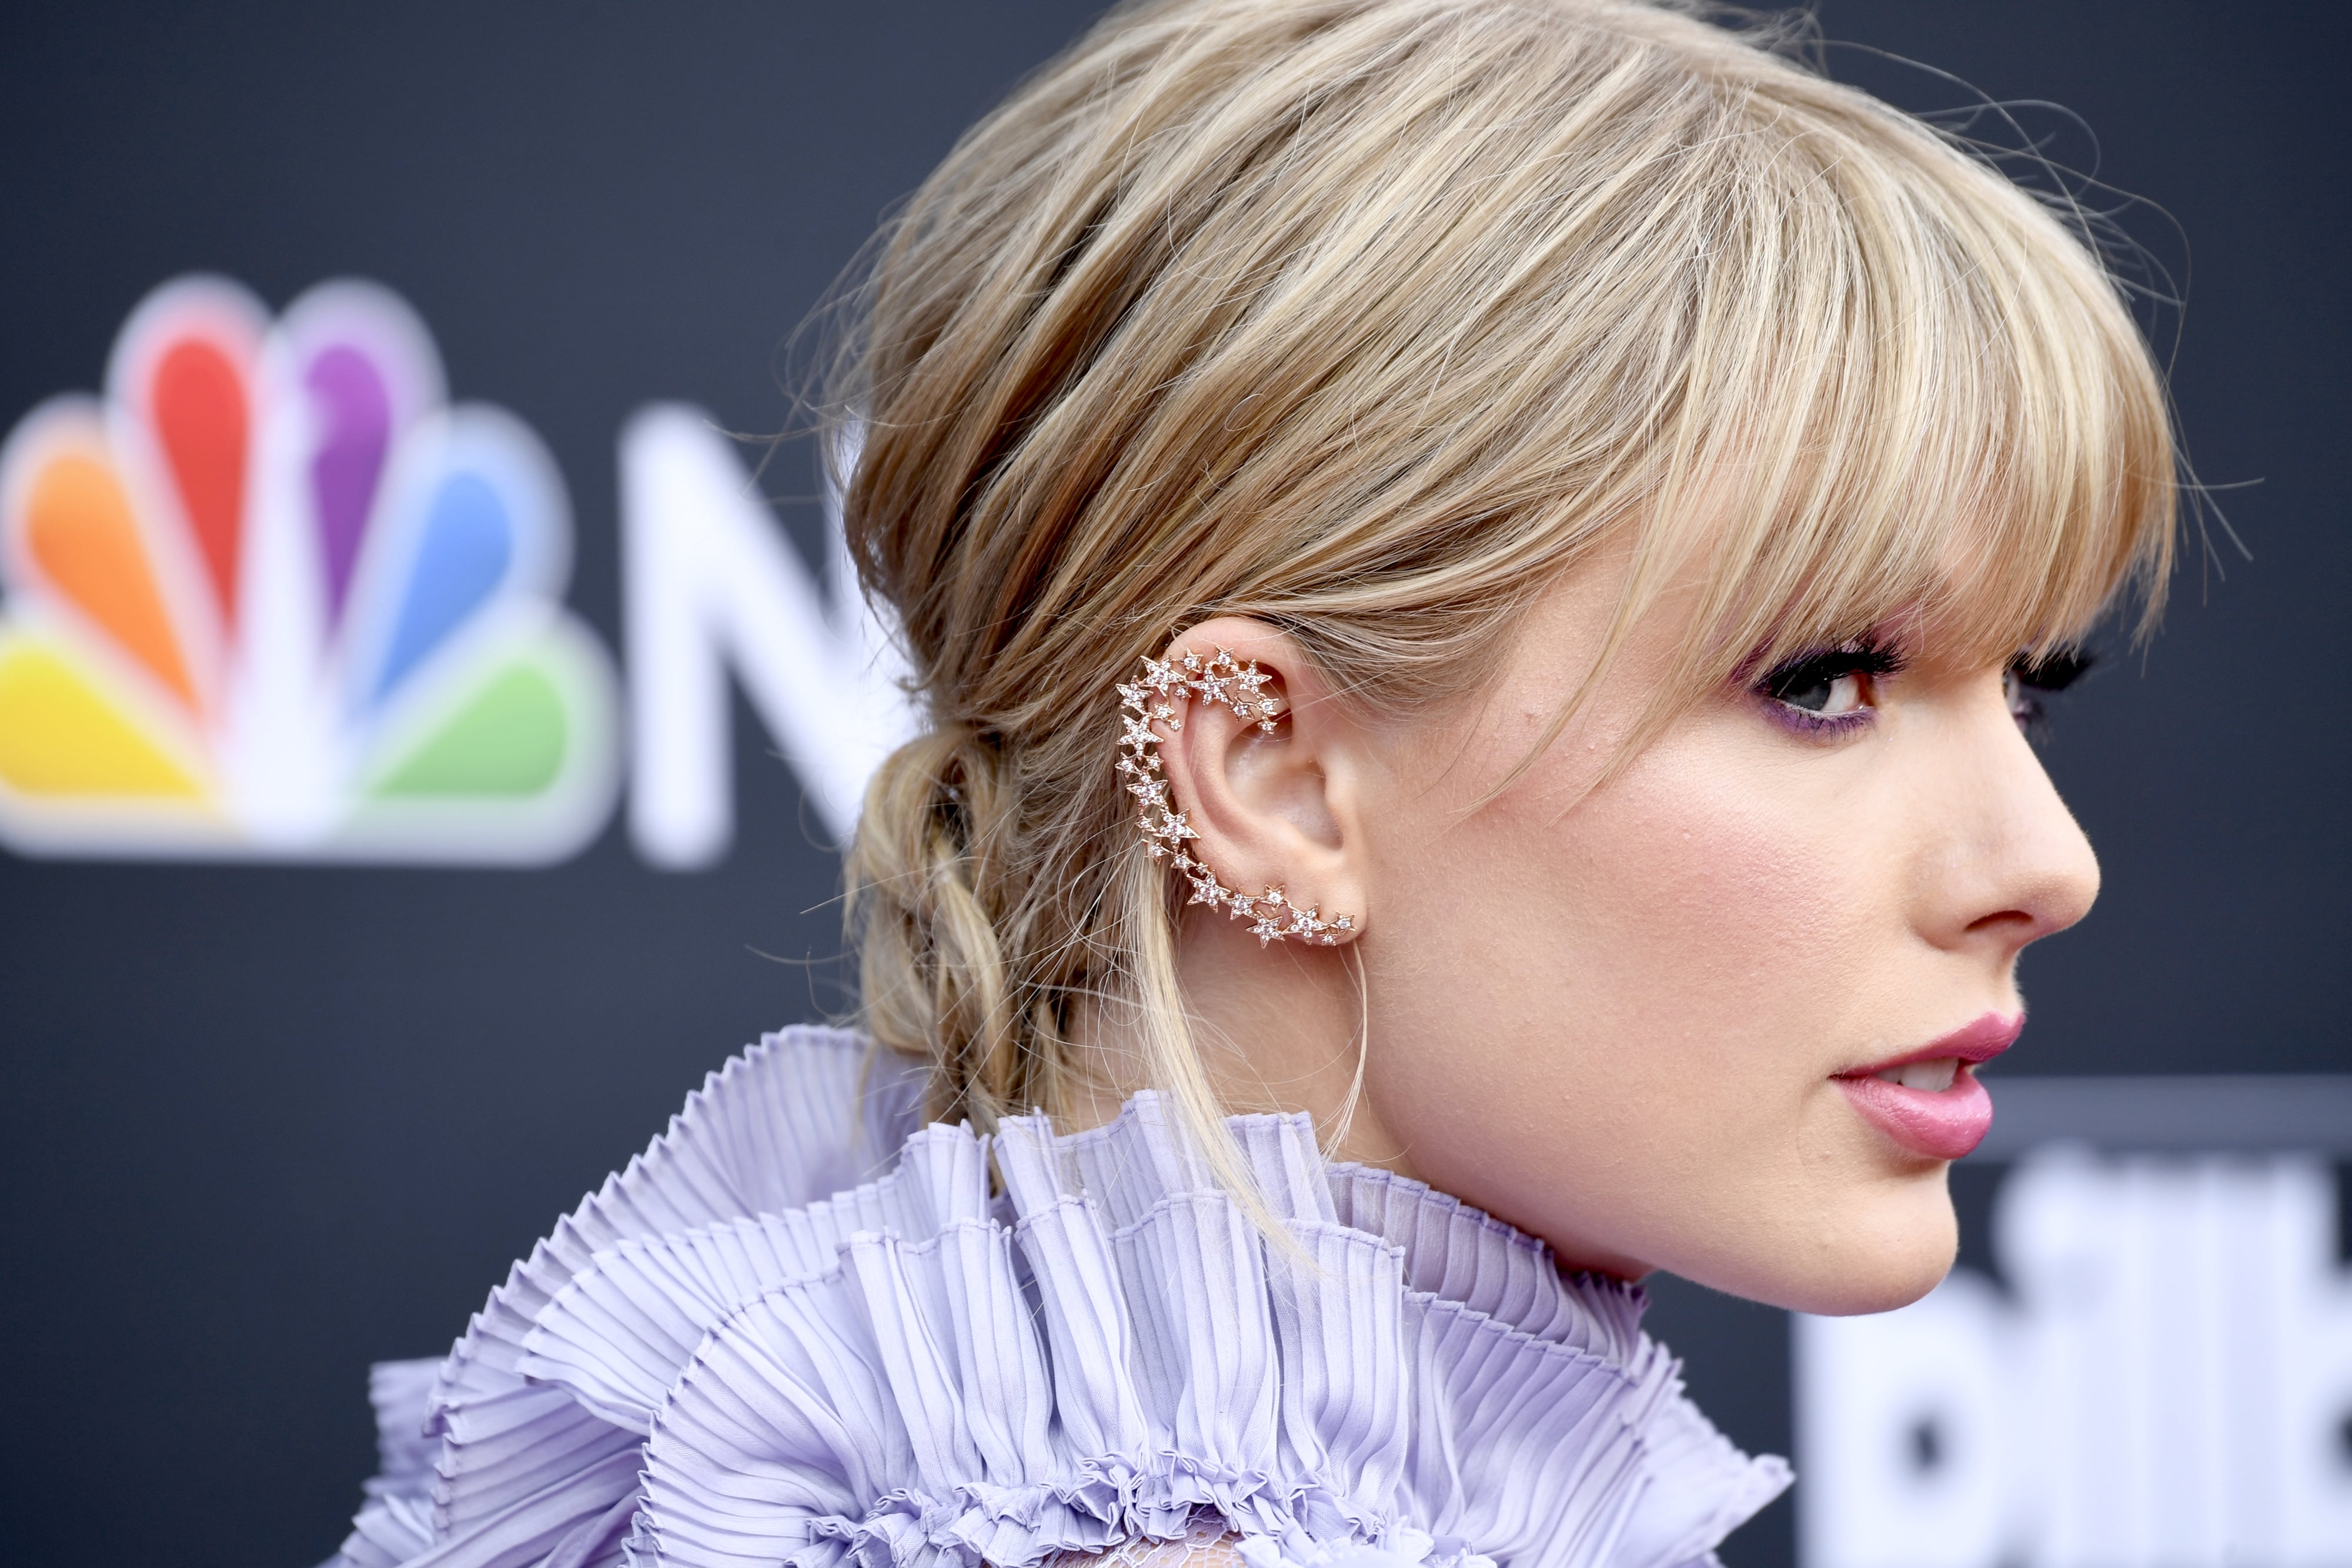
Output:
[
  {"xmin": 1385, "ymin": 708, "xmax": 1906, "ymax": 1283},
  {"xmin": 1542, "ymin": 733, "xmax": 1867, "ymax": 1039}
]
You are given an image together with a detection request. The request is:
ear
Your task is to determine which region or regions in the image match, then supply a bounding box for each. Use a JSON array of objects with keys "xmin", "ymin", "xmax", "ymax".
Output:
[{"xmin": 1146, "ymin": 617, "xmax": 1369, "ymax": 944}]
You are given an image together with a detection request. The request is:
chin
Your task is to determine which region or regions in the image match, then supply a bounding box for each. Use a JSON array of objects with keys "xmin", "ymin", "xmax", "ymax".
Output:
[{"xmin": 1676, "ymin": 1175, "xmax": 1960, "ymax": 1316}]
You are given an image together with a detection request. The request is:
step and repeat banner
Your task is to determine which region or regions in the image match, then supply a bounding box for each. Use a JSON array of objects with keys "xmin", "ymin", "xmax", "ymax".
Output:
[
  {"xmin": 0, "ymin": 276, "xmax": 902, "ymax": 864},
  {"xmin": 0, "ymin": 5, "xmax": 2343, "ymax": 1567},
  {"xmin": 1796, "ymin": 1085, "xmax": 2352, "ymax": 1567}
]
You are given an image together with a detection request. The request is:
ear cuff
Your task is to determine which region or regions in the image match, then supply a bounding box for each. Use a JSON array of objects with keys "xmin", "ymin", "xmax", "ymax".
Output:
[{"xmin": 1115, "ymin": 646, "xmax": 1359, "ymax": 947}]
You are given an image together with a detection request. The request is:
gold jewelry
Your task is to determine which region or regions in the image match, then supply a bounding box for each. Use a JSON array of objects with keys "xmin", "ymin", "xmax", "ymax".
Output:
[{"xmin": 1115, "ymin": 646, "xmax": 1358, "ymax": 947}]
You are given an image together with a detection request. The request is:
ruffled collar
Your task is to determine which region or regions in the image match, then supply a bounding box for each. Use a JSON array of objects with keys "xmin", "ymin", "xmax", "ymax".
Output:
[{"xmin": 327, "ymin": 1026, "xmax": 1787, "ymax": 1568}]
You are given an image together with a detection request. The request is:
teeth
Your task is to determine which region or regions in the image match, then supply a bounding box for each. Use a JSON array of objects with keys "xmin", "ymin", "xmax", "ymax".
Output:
[{"xmin": 1876, "ymin": 1058, "xmax": 1959, "ymax": 1092}]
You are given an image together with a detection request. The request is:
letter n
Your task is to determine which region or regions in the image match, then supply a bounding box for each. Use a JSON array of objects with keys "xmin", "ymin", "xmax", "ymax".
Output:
[{"xmin": 620, "ymin": 404, "xmax": 913, "ymax": 869}]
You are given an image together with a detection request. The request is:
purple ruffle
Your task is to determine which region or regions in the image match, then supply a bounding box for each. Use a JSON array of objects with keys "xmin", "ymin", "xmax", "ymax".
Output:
[{"xmin": 325, "ymin": 1026, "xmax": 1788, "ymax": 1568}]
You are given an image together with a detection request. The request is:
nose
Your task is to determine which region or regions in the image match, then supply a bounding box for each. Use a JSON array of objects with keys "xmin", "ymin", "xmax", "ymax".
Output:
[{"xmin": 1917, "ymin": 682, "xmax": 2102, "ymax": 955}]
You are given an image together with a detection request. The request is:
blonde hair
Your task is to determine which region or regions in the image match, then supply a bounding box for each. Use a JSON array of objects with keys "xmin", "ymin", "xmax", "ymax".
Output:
[{"xmin": 831, "ymin": 0, "xmax": 2177, "ymax": 1150}]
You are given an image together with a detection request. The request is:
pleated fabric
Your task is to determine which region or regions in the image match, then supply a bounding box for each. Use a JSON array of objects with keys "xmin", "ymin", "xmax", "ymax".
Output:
[{"xmin": 326, "ymin": 1027, "xmax": 1788, "ymax": 1568}]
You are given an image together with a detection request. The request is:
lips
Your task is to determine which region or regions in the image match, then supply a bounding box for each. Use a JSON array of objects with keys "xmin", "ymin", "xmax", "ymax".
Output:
[{"xmin": 1832, "ymin": 1012, "xmax": 2021, "ymax": 1161}]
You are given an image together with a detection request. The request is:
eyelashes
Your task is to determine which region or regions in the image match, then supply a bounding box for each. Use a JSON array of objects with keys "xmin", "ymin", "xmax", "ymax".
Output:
[
  {"xmin": 1747, "ymin": 640, "xmax": 2096, "ymax": 737},
  {"xmin": 2006, "ymin": 647, "xmax": 2097, "ymax": 729},
  {"xmin": 1753, "ymin": 639, "xmax": 1905, "ymax": 736}
]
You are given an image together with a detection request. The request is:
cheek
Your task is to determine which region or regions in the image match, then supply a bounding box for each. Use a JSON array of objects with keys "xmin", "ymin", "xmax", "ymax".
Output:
[
  {"xmin": 1362, "ymin": 720, "xmax": 1910, "ymax": 1273},
  {"xmin": 1567, "ymin": 758, "xmax": 1865, "ymax": 1042},
  {"xmin": 1469, "ymin": 732, "xmax": 1882, "ymax": 1071}
]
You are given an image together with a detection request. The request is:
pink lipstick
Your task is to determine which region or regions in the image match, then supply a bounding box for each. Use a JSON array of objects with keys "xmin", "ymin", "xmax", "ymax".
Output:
[{"xmin": 1832, "ymin": 1012, "xmax": 2020, "ymax": 1161}]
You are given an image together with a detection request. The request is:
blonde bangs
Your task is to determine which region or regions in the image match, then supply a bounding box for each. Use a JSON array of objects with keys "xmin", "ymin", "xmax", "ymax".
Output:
[
  {"xmin": 833, "ymin": 0, "xmax": 2186, "ymax": 1159},
  {"xmin": 1628, "ymin": 75, "xmax": 2180, "ymax": 690}
]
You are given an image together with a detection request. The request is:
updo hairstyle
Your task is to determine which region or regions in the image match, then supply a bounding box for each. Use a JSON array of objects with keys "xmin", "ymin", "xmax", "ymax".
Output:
[{"xmin": 828, "ymin": 0, "xmax": 2178, "ymax": 1150}]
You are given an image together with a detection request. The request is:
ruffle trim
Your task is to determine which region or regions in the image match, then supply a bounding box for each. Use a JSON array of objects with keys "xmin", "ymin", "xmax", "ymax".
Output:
[{"xmin": 327, "ymin": 1026, "xmax": 1788, "ymax": 1568}]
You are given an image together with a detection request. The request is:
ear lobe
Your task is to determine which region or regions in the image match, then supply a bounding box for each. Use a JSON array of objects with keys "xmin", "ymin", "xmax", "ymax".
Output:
[{"xmin": 1134, "ymin": 620, "xmax": 1368, "ymax": 946}]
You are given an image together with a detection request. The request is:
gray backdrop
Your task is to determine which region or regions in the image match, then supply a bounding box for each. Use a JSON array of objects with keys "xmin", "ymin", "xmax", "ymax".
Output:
[{"xmin": 0, "ymin": 4, "xmax": 2343, "ymax": 1564}]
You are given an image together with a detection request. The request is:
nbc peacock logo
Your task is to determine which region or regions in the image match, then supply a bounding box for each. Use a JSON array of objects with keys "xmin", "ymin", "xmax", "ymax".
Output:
[{"xmin": 0, "ymin": 277, "xmax": 618, "ymax": 862}]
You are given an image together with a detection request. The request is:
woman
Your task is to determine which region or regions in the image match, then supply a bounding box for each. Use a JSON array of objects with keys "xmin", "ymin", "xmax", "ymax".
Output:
[{"xmin": 328, "ymin": 2, "xmax": 2176, "ymax": 1565}]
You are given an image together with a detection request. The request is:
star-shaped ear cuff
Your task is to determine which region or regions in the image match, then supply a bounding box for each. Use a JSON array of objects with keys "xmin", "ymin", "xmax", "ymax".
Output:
[{"xmin": 1115, "ymin": 645, "xmax": 1360, "ymax": 947}]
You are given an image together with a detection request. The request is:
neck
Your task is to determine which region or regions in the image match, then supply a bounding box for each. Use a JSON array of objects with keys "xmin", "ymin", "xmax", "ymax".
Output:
[
  {"xmin": 1063, "ymin": 907, "xmax": 1421, "ymax": 1175},
  {"xmin": 1064, "ymin": 911, "xmax": 1658, "ymax": 1286}
]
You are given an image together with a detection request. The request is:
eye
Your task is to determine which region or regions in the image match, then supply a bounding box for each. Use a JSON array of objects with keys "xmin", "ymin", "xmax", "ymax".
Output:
[
  {"xmin": 2004, "ymin": 647, "xmax": 2096, "ymax": 729},
  {"xmin": 1755, "ymin": 641, "xmax": 1903, "ymax": 733},
  {"xmin": 1769, "ymin": 662, "xmax": 1872, "ymax": 716}
]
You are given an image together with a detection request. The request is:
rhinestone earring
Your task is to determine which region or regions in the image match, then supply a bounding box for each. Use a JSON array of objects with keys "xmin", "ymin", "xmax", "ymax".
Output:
[{"xmin": 1115, "ymin": 645, "xmax": 1359, "ymax": 947}]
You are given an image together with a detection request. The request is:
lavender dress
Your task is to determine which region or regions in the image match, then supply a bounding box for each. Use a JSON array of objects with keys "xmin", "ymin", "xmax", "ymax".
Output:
[{"xmin": 325, "ymin": 1027, "xmax": 1789, "ymax": 1568}]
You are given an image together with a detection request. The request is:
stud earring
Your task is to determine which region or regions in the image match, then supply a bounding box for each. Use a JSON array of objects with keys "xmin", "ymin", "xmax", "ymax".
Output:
[{"xmin": 1115, "ymin": 644, "xmax": 1359, "ymax": 947}]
